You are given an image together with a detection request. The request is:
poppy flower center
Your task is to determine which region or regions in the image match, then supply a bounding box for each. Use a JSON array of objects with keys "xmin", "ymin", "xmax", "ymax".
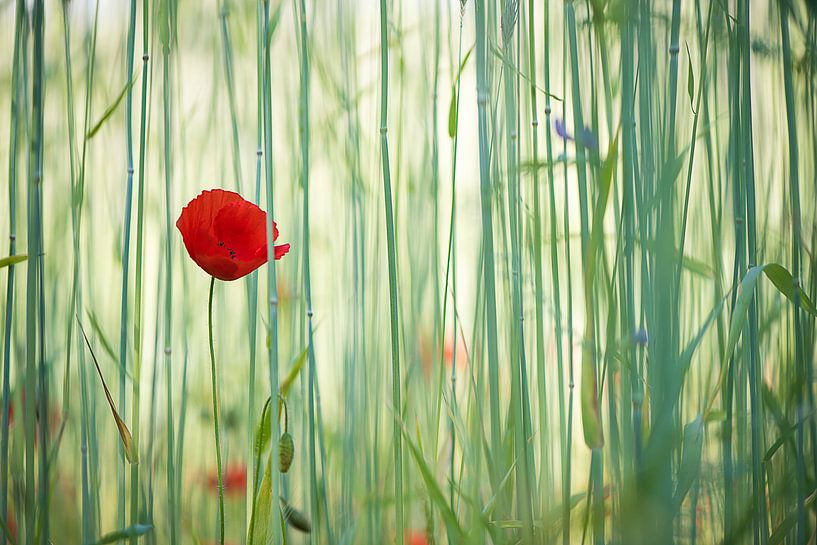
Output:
[{"xmin": 216, "ymin": 240, "xmax": 238, "ymax": 259}]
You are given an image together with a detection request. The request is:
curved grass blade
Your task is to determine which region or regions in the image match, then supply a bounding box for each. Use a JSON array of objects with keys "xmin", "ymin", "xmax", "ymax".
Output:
[
  {"xmin": 447, "ymin": 45, "xmax": 474, "ymax": 137},
  {"xmin": 78, "ymin": 318, "xmax": 137, "ymax": 464},
  {"xmin": 401, "ymin": 425, "xmax": 466, "ymax": 542},
  {"xmin": 707, "ymin": 262, "xmax": 813, "ymax": 414},
  {"xmin": 581, "ymin": 130, "xmax": 619, "ymax": 449},
  {"xmin": 0, "ymin": 255, "xmax": 26, "ymax": 269},
  {"xmin": 85, "ymin": 74, "xmax": 139, "ymax": 139},
  {"xmin": 762, "ymin": 263, "xmax": 817, "ymax": 316}
]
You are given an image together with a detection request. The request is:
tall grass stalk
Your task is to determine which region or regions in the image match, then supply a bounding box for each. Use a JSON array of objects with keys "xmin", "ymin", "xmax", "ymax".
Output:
[
  {"xmin": 261, "ymin": 2, "xmax": 282, "ymax": 542},
  {"xmin": 293, "ymin": 0, "xmax": 333, "ymax": 542},
  {"xmin": 500, "ymin": 1, "xmax": 535, "ymax": 539},
  {"xmin": 778, "ymin": 2, "xmax": 808, "ymax": 541},
  {"xmin": 377, "ymin": 0, "xmax": 404, "ymax": 541},
  {"xmin": 1, "ymin": 3, "xmax": 25, "ymax": 544},
  {"xmin": 118, "ymin": 0, "xmax": 138, "ymax": 531},
  {"xmin": 473, "ymin": 0, "xmax": 502, "ymax": 491},
  {"xmin": 129, "ymin": 0, "xmax": 152, "ymax": 535},
  {"xmin": 160, "ymin": 0, "xmax": 178, "ymax": 541},
  {"xmin": 23, "ymin": 0, "xmax": 46, "ymax": 542}
]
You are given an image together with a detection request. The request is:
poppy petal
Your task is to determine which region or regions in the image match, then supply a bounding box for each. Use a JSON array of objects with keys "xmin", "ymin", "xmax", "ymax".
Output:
[
  {"xmin": 177, "ymin": 188, "xmax": 289, "ymax": 281},
  {"xmin": 192, "ymin": 253, "xmax": 240, "ymax": 281},
  {"xmin": 213, "ymin": 200, "xmax": 268, "ymax": 261},
  {"xmin": 176, "ymin": 189, "xmax": 244, "ymax": 256},
  {"xmin": 274, "ymin": 243, "xmax": 290, "ymax": 260}
]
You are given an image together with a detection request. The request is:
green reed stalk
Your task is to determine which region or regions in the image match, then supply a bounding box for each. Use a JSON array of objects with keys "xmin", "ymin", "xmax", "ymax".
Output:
[
  {"xmin": 540, "ymin": 3, "xmax": 566, "ymax": 541},
  {"xmin": 1, "ymin": 5, "xmax": 24, "ymax": 543},
  {"xmin": 442, "ymin": 2, "xmax": 465, "ymax": 520},
  {"xmin": 130, "ymin": 0, "xmax": 151, "ymax": 538},
  {"xmin": 118, "ymin": 0, "xmax": 137, "ymax": 530},
  {"xmin": 737, "ymin": 2, "xmax": 767, "ymax": 542},
  {"xmin": 294, "ymin": 0, "xmax": 333, "ymax": 542},
  {"xmin": 246, "ymin": 0, "xmax": 265, "ymax": 531},
  {"xmin": 564, "ymin": 0, "xmax": 589, "ymax": 252},
  {"xmin": 664, "ymin": 0, "xmax": 682, "ymax": 158},
  {"xmin": 21, "ymin": 1, "xmax": 44, "ymax": 543},
  {"xmin": 560, "ymin": 17, "xmax": 576, "ymax": 544},
  {"xmin": 261, "ymin": 2, "xmax": 282, "ymax": 542},
  {"xmin": 33, "ymin": 0, "xmax": 50, "ymax": 537},
  {"xmin": 159, "ymin": 1, "xmax": 177, "ymax": 541},
  {"xmin": 526, "ymin": 0, "xmax": 551, "ymax": 517},
  {"xmin": 723, "ymin": 10, "xmax": 743, "ymax": 537},
  {"xmin": 501, "ymin": 1, "xmax": 535, "ymax": 539},
  {"xmin": 474, "ymin": 0, "xmax": 502, "ymax": 490},
  {"xmin": 83, "ymin": 5, "xmax": 104, "ymax": 538},
  {"xmin": 618, "ymin": 0, "xmax": 636, "ymax": 504},
  {"xmin": 59, "ymin": 1, "xmax": 87, "ymax": 540},
  {"xmin": 566, "ymin": 5, "xmax": 604, "ymax": 544},
  {"xmin": 218, "ymin": 0, "xmax": 243, "ymax": 194},
  {"xmin": 377, "ymin": 0, "xmax": 404, "ymax": 541},
  {"xmin": 778, "ymin": 3, "xmax": 808, "ymax": 541},
  {"xmin": 336, "ymin": 0, "xmax": 374, "ymax": 535}
]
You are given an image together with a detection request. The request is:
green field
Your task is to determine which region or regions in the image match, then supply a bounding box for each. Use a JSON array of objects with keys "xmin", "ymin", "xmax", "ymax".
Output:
[{"xmin": 1, "ymin": 0, "xmax": 817, "ymax": 543}]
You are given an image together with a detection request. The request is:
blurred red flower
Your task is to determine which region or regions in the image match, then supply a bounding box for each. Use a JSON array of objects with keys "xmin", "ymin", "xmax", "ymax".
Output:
[
  {"xmin": 405, "ymin": 529, "xmax": 428, "ymax": 545},
  {"xmin": 205, "ymin": 462, "xmax": 247, "ymax": 497},
  {"xmin": 176, "ymin": 189, "xmax": 289, "ymax": 281}
]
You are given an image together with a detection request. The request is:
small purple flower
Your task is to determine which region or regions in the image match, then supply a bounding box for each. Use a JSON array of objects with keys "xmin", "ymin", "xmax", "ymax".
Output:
[
  {"xmin": 632, "ymin": 329, "xmax": 649, "ymax": 347},
  {"xmin": 554, "ymin": 118, "xmax": 573, "ymax": 141},
  {"xmin": 578, "ymin": 126, "xmax": 599, "ymax": 151}
]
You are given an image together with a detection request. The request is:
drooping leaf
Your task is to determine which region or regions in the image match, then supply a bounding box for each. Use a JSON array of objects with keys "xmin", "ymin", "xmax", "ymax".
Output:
[
  {"xmin": 686, "ymin": 41, "xmax": 696, "ymax": 114},
  {"xmin": 707, "ymin": 262, "xmax": 812, "ymax": 413},
  {"xmin": 724, "ymin": 262, "xmax": 815, "ymax": 368},
  {"xmin": 248, "ymin": 454, "xmax": 272, "ymax": 545},
  {"xmin": 93, "ymin": 524, "xmax": 153, "ymax": 544},
  {"xmin": 78, "ymin": 318, "xmax": 137, "ymax": 464},
  {"xmin": 254, "ymin": 397, "xmax": 273, "ymax": 460},
  {"xmin": 489, "ymin": 43, "xmax": 562, "ymax": 101},
  {"xmin": 447, "ymin": 45, "xmax": 474, "ymax": 138},
  {"xmin": 280, "ymin": 346, "xmax": 308, "ymax": 399},
  {"xmin": 762, "ymin": 263, "xmax": 817, "ymax": 316},
  {"xmin": 0, "ymin": 254, "xmax": 27, "ymax": 269},
  {"xmin": 402, "ymin": 425, "xmax": 467, "ymax": 541},
  {"xmin": 86, "ymin": 74, "xmax": 139, "ymax": 139}
]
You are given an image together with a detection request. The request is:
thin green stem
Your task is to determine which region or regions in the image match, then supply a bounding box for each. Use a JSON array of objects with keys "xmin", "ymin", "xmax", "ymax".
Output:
[
  {"xmin": 378, "ymin": 0, "xmax": 404, "ymax": 541},
  {"xmin": 208, "ymin": 276, "xmax": 225, "ymax": 545}
]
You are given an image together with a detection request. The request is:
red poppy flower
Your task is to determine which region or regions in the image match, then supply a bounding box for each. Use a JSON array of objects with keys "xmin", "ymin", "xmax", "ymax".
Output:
[{"xmin": 176, "ymin": 189, "xmax": 290, "ymax": 281}]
